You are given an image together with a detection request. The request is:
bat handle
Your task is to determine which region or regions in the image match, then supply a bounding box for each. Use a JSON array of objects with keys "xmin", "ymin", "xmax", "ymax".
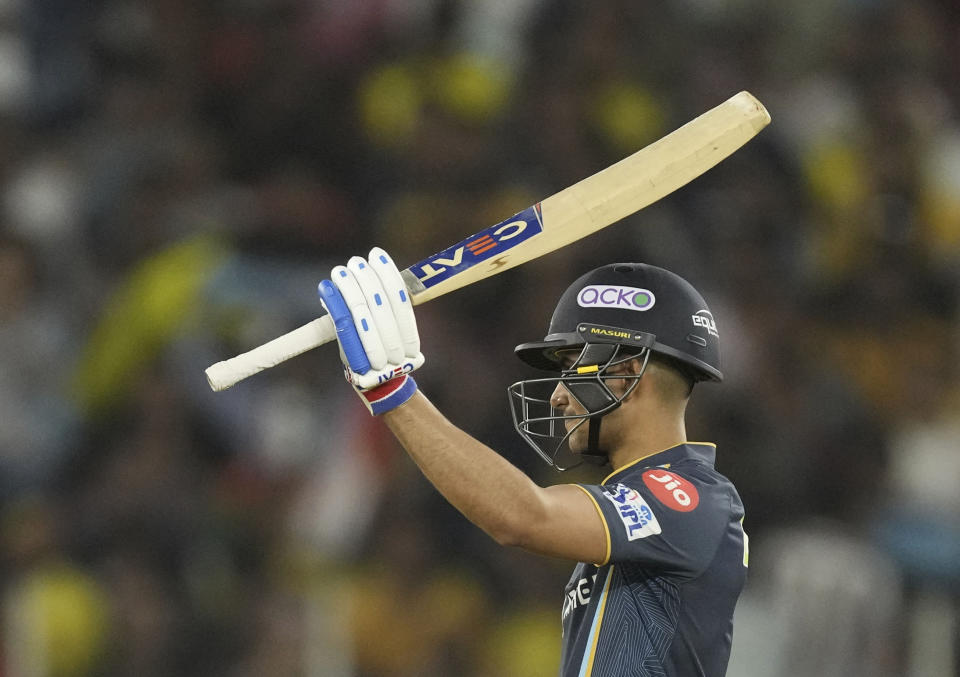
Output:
[{"xmin": 205, "ymin": 314, "xmax": 336, "ymax": 391}]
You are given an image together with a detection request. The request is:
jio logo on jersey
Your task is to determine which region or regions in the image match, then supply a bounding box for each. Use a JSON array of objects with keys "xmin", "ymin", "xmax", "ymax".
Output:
[
  {"xmin": 577, "ymin": 285, "xmax": 656, "ymax": 312},
  {"xmin": 642, "ymin": 470, "xmax": 700, "ymax": 512}
]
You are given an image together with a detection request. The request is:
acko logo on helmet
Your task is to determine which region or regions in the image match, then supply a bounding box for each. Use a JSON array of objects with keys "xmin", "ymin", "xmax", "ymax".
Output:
[{"xmin": 577, "ymin": 285, "xmax": 656, "ymax": 311}]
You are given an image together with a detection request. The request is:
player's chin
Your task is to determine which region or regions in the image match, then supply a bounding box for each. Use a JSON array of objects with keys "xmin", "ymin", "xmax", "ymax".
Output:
[{"xmin": 565, "ymin": 421, "xmax": 591, "ymax": 453}]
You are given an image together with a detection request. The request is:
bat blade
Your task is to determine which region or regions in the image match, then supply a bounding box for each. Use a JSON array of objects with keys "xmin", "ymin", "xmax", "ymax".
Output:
[{"xmin": 205, "ymin": 91, "xmax": 770, "ymax": 391}]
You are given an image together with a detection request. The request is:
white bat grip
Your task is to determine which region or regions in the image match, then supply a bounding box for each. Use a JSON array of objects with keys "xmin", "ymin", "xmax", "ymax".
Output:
[{"xmin": 205, "ymin": 315, "xmax": 336, "ymax": 391}]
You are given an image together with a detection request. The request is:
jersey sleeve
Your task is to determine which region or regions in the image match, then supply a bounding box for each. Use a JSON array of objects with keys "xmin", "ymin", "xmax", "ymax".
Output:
[{"xmin": 576, "ymin": 466, "xmax": 732, "ymax": 576}]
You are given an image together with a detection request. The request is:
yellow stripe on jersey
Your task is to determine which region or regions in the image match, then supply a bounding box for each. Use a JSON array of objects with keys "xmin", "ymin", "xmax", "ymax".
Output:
[
  {"xmin": 581, "ymin": 566, "xmax": 615, "ymax": 677},
  {"xmin": 574, "ymin": 485, "xmax": 612, "ymax": 566},
  {"xmin": 741, "ymin": 517, "xmax": 750, "ymax": 567}
]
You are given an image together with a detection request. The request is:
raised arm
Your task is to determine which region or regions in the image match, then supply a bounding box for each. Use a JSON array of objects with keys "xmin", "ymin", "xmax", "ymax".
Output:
[
  {"xmin": 315, "ymin": 248, "xmax": 606, "ymax": 564},
  {"xmin": 385, "ymin": 391, "xmax": 608, "ymax": 563}
]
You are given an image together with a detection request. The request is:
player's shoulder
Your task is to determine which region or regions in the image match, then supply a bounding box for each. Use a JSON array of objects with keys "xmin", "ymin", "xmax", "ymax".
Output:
[
  {"xmin": 583, "ymin": 444, "xmax": 742, "ymax": 573},
  {"xmin": 605, "ymin": 443, "xmax": 740, "ymax": 516}
]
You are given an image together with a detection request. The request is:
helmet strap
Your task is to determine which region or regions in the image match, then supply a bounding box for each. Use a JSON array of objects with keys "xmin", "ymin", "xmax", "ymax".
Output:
[{"xmin": 580, "ymin": 414, "xmax": 610, "ymax": 466}]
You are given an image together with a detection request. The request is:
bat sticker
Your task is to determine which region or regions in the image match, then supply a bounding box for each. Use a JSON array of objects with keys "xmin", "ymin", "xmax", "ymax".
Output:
[{"xmin": 409, "ymin": 204, "xmax": 543, "ymax": 288}]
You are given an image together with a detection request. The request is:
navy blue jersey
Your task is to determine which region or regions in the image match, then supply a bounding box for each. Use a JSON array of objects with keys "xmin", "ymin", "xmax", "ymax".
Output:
[{"xmin": 560, "ymin": 443, "xmax": 747, "ymax": 677}]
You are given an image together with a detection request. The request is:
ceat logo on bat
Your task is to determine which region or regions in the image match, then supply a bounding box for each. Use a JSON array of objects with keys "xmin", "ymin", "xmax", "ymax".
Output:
[
  {"xmin": 602, "ymin": 483, "xmax": 662, "ymax": 541},
  {"xmin": 410, "ymin": 204, "xmax": 544, "ymax": 288},
  {"xmin": 642, "ymin": 470, "xmax": 699, "ymax": 512}
]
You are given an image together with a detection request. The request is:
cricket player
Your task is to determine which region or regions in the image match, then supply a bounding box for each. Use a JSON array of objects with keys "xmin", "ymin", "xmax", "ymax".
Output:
[{"xmin": 317, "ymin": 249, "xmax": 748, "ymax": 677}]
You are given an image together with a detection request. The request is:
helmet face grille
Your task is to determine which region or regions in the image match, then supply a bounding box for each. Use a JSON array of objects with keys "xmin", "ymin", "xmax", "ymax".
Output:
[
  {"xmin": 507, "ymin": 345, "xmax": 649, "ymax": 470},
  {"xmin": 508, "ymin": 376, "xmax": 585, "ymax": 469}
]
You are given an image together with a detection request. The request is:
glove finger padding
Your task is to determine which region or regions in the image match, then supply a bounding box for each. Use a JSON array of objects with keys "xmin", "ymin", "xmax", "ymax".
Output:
[
  {"xmin": 369, "ymin": 247, "xmax": 420, "ymax": 358},
  {"xmin": 318, "ymin": 277, "xmax": 423, "ymax": 393},
  {"xmin": 317, "ymin": 248, "xmax": 425, "ymax": 414},
  {"xmin": 347, "ymin": 255, "xmax": 404, "ymax": 365},
  {"xmin": 330, "ymin": 265, "xmax": 388, "ymax": 370},
  {"xmin": 318, "ymin": 278, "xmax": 371, "ymax": 375}
]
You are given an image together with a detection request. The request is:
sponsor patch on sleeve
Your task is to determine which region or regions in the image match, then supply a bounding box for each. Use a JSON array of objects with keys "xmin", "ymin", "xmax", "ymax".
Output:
[
  {"xmin": 642, "ymin": 470, "xmax": 700, "ymax": 512},
  {"xmin": 601, "ymin": 483, "xmax": 662, "ymax": 541}
]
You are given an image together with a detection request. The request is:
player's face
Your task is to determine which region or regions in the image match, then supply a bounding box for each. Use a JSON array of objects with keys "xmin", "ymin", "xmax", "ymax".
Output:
[
  {"xmin": 549, "ymin": 382, "xmax": 592, "ymax": 452},
  {"xmin": 550, "ymin": 350, "xmax": 637, "ymax": 453}
]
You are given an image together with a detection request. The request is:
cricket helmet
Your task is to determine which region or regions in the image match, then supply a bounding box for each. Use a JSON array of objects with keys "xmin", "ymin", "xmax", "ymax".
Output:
[{"xmin": 508, "ymin": 263, "xmax": 722, "ymax": 469}]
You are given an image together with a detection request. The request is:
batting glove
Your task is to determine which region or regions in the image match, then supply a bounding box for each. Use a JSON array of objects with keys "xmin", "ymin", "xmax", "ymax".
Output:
[{"xmin": 317, "ymin": 247, "xmax": 424, "ymax": 416}]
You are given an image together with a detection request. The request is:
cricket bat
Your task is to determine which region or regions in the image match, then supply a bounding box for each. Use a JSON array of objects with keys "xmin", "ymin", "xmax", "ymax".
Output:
[{"xmin": 206, "ymin": 91, "xmax": 770, "ymax": 391}]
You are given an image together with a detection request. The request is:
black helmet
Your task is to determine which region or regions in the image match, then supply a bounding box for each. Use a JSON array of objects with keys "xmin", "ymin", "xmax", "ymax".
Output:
[
  {"xmin": 508, "ymin": 263, "xmax": 721, "ymax": 470},
  {"xmin": 515, "ymin": 263, "xmax": 721, "ymax": 381}
]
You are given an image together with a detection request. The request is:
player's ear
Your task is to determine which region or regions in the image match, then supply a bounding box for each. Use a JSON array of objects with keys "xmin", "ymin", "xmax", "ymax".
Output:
[
  {"xmin": 625, "ymin": 354, "xmax": 647, "ymax": 376},
  {"xmin": 606, "ymin": 355, "xmax": 643, "ymax": 399}
]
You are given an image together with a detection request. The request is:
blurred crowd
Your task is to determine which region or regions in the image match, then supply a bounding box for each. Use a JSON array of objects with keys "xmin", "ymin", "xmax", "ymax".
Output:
[{"xmin": 1, "ymin": 0, "xmax": 959, "ymax": 675}]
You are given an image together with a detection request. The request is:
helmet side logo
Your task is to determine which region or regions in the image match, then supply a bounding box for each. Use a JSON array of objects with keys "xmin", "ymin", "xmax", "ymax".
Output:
[
  {"xmin": 692, "ymin": 310, "xmax": 718, "ymax": 337},
  {"xmin": 577, "ymin": 285, "xmax": 656, "ymax": 311}
]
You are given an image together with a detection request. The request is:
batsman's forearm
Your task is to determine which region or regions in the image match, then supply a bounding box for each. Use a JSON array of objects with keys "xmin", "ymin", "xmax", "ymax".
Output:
[{"xmin": 382, "ymin": 391, "xmax": 546, "ymax": 545}]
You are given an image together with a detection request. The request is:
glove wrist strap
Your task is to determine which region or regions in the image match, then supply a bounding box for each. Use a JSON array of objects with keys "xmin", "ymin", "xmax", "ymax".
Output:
[{"xmin": 361, "ymin": 375, "xmax": 418, "ymax": 415}]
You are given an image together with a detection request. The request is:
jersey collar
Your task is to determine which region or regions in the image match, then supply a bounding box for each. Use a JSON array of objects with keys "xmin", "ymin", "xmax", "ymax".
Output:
[{"xmin": 602, "ymin": 442, "xmax": 716, "ymax": 484}]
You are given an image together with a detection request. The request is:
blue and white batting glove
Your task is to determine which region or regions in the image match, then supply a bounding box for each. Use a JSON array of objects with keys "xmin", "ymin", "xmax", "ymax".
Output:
[{"xmin": 317, "ymin": 247, "xmax": 424, "ymax": 416}]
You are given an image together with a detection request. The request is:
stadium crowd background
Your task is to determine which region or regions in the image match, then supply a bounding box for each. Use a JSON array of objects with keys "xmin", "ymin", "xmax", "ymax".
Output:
[{"xmin": 1, "ymin": 0, "xmax": 958, "ymax": 675}]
